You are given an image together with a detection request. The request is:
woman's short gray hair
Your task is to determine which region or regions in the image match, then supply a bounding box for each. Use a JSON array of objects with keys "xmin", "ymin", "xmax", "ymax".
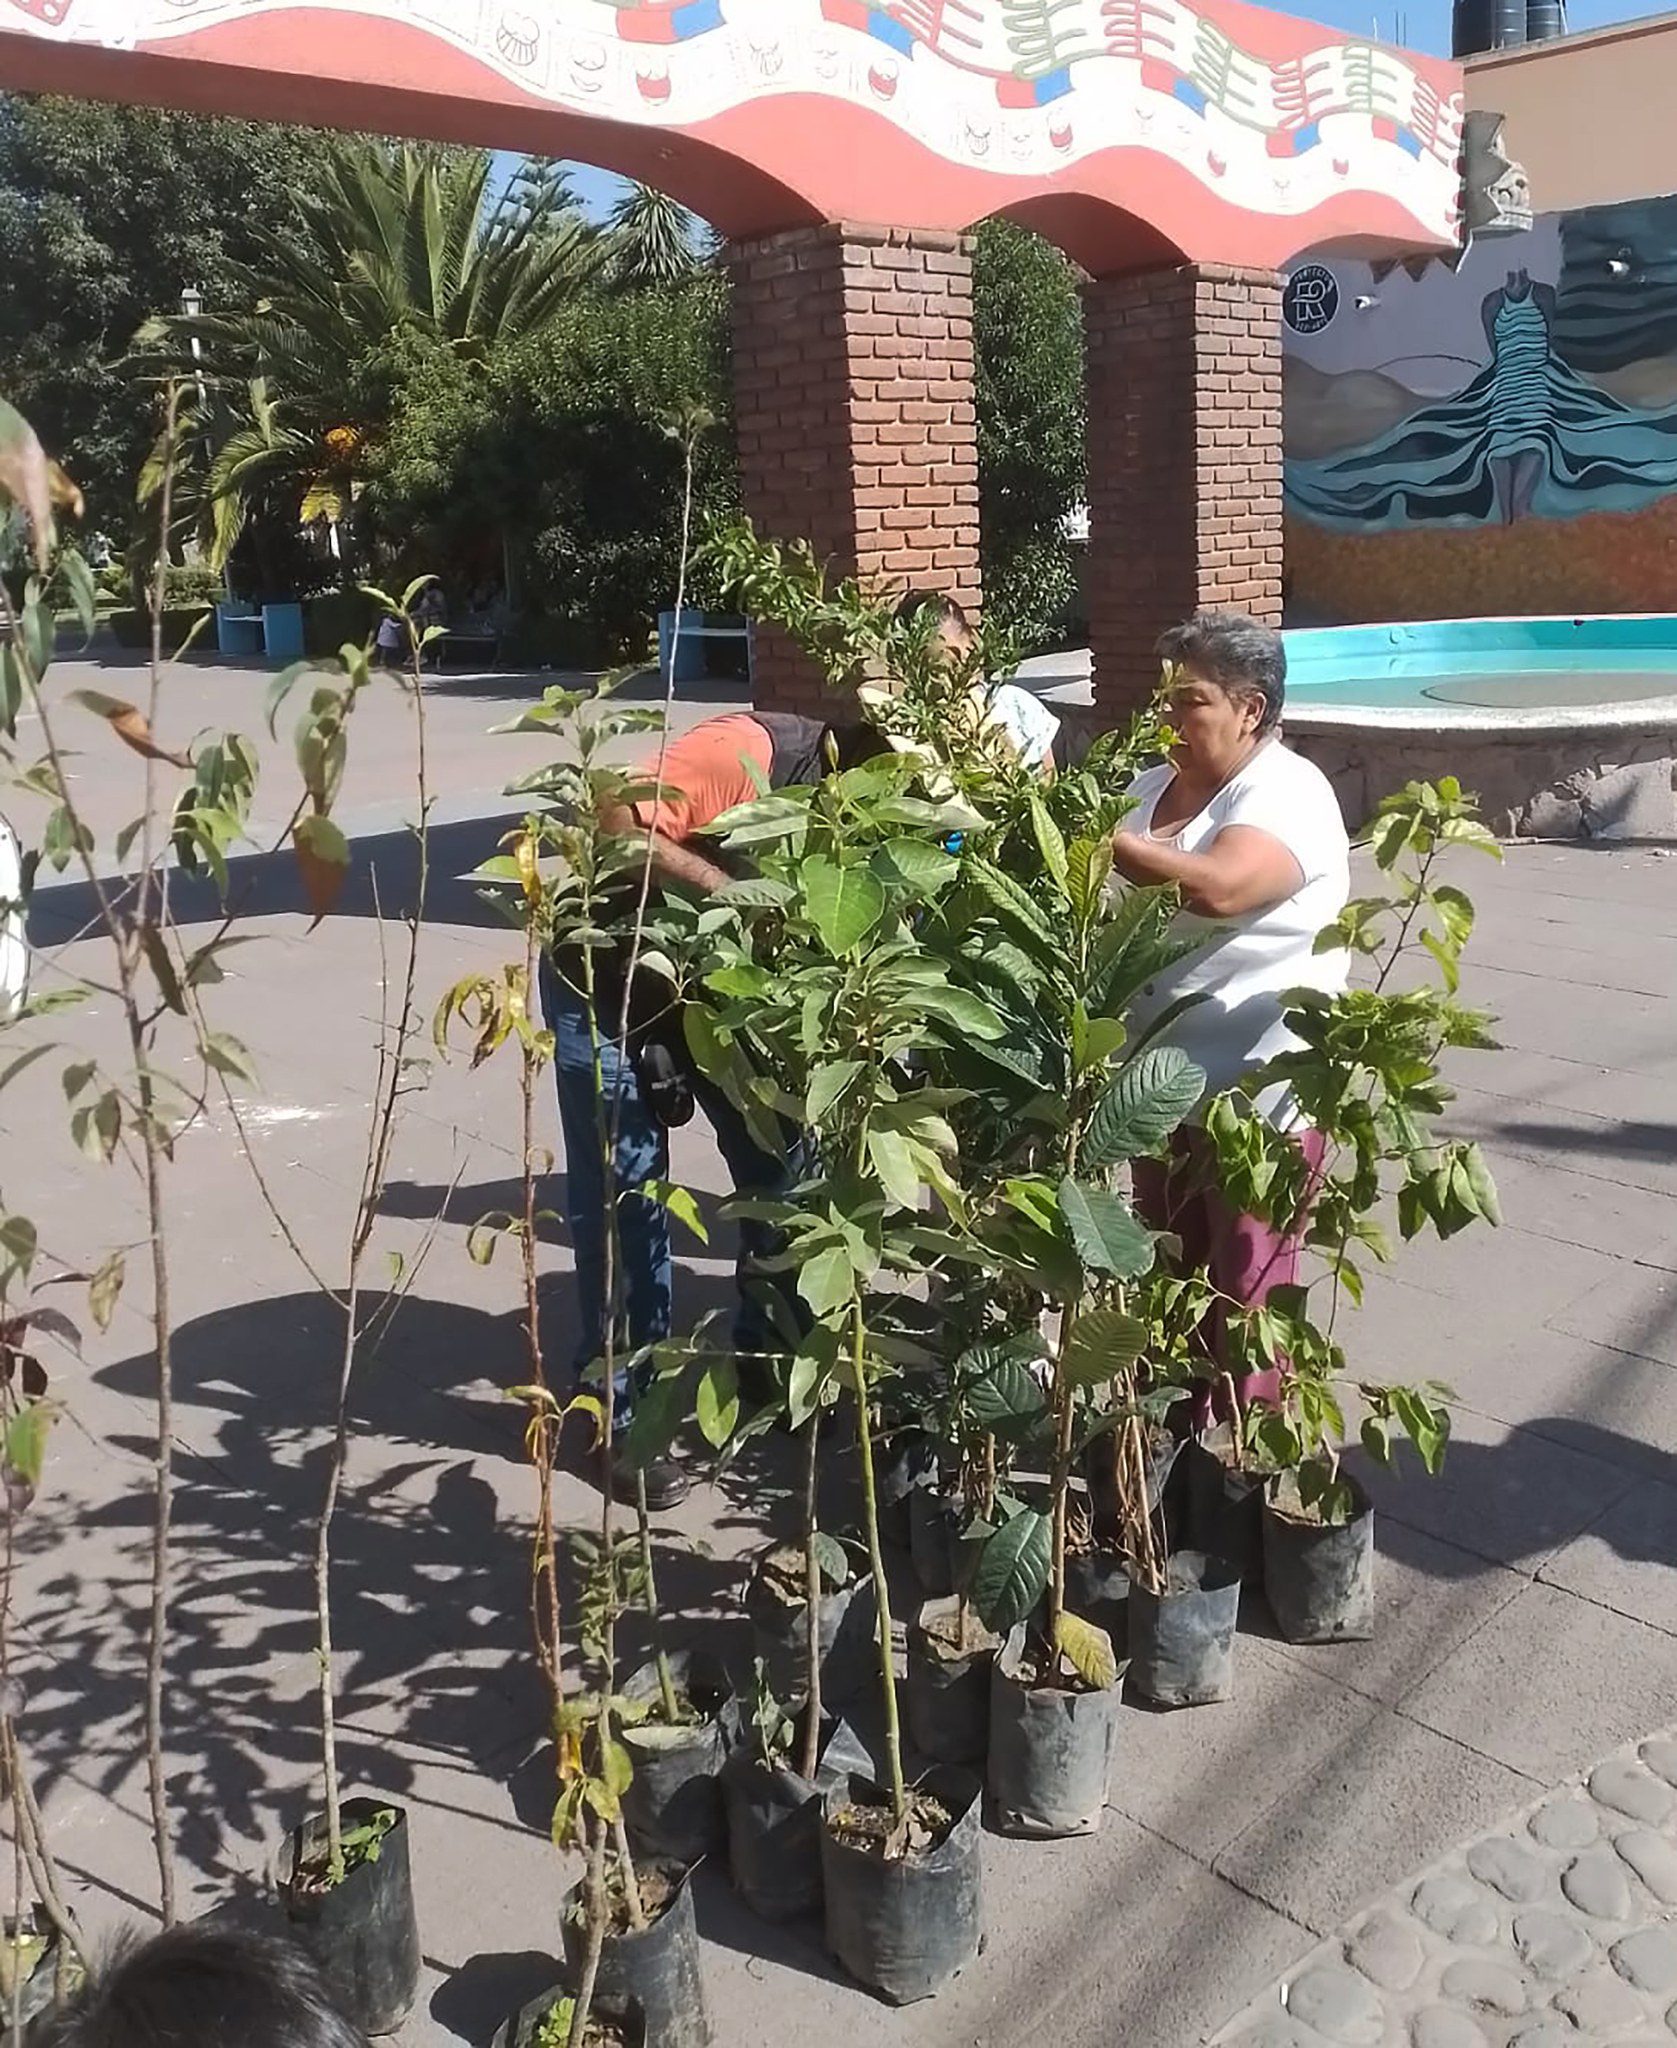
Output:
[{"xmin": 1156, "ymin": 609, "xmax": 1286, "ymax": 734}]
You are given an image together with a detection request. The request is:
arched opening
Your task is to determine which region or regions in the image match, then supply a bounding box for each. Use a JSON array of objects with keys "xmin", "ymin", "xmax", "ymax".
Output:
[{"xmin": 989, "ymin": 195, "xmax": 1189, "ymax": 282}]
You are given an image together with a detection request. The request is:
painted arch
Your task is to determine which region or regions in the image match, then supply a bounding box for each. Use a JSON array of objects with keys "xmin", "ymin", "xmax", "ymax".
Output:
[{"xmin": 0, "ymin": 0, "xmax": 1466, "ymax": 274}]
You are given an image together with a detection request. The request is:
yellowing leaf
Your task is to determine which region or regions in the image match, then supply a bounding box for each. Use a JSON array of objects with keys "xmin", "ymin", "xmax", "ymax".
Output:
[
  {"xmin": 63, "ymin": 689, "xmax": 186, "ymax": 770},
  {"xmin": 293, "ymin": 814, "xmax": 350, "ymax": 923},
  {"xmin": 88, "ymin": 1249, "xmax": 125, "ymax": 1333},
  {"xmin": 1055, "ymin": 1609, "xmax": 1119, "ymax": 1690},
  {"xmin": 0, "ymin": 399, "xmax": 57, "ymax": 571}
]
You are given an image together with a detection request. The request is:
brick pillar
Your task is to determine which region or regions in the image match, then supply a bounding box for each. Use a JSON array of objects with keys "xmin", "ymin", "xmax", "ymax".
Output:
[
  {"xmin": 1084, "ymin": 263, "xmax": 1282, "ymax": 723},
  {"xmin": 728, "ymin": 224, "xmax": 981, "ymax": 713}
]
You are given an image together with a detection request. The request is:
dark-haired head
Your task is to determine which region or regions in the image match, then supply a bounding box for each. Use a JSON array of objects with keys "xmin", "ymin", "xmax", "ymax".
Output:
[
  {"xmin": 36, "ymin": 1924, "xmax": 368, "ymax": 2048},
  {"xmin": 894, "ymin": 589, "xmax": 970, "ymax": 635},
  {"xmin": 1155, "ymin": 609, "xmax": 1286, "ymax": 736},
  {"xmin": 894, "ymin": 589, "xmax": 975, "ymax": 666}
]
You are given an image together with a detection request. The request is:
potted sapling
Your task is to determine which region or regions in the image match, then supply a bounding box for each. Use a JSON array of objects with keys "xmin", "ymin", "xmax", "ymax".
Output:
[
  {"xmin": 903, "ymin": 1326, "xmax": 1042, "ymax": 1768},
  {"xmin": 438, "ymin": 664, "xmax": 715, "ymax": 2048},
  {"xmin": 734, "ymin": 1313, "xmax": 876, "ymax": 1716},
  {"xmin": 708, "ymin": 1312, "xmax": 874, "ymax": 1919},
  {"xmin": 677, "ymin": 747, "xmax": 998, "ymax": 2002},
  {"xmin": 555, "ymin": 1531, "xmax": 709, "ymax": 2048},
  {"xmin": 717, "ymin": 1658, "xmax": 870, "ymax": 1925},
  {"xmin": 929, "ymin": 805, "xmax": 1207, "ymax": 1812},
  {"xmin": 1203, "ymin": 778, "xmax": 1500, "ymax": 1644},
  {"xmin": 232, "ymin": 592, "xmax": 442, "ymax": 2036},
  {"xmin": 1073, "ymin": 1270, "xmax": 1215, "ymax": 1650}
]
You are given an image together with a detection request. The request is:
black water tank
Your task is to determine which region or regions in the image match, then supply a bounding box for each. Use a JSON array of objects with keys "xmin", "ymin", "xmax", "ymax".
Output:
[
  {"xmin": 1452, "ymin": 0, "xmax": 1525, "ymax": 54},
  {"xmin": 1527, "ymin": 0, "xmax": 1566, "ymax": 41}
]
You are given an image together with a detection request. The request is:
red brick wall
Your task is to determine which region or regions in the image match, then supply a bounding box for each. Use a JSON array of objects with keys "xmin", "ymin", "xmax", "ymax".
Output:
[
  {"xmin": 728, "ymin": 223, "xmax": 982, "ymax": 713},
  {"xmin": 1084, "ymin": 263, "xmax": 1282, "ymax": 722}
]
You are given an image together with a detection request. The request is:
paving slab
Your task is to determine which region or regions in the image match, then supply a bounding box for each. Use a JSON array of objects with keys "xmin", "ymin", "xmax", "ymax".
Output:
[
  {"xmin": 1212, "ymin": 1708, "xmax": 1535, "ymax": 1936},
  {"xmin": 1540, "ymin": 1479, "xmax": 1677, "ymax": 1636},
  {"xmin": 1353, "ymin": 1404, "xmax": 1637, "ymax": 1573},
  {"xmin": 1403, "ymin": 1583, "xmax": 1677, "ymax": 1783}
]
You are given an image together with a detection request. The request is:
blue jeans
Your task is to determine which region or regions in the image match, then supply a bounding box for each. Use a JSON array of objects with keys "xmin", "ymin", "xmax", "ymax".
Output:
[{"xmin": 541, "ymin": 959, "xmax": 806, "ymax": 1410}]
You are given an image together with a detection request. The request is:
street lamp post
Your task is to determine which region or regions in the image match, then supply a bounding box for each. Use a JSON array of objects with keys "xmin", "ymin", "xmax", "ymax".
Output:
[
  {"xmin": 178, "ymin": 285, "xmax": 218, "ymax": 586},
  {"xmin": 178, "ymin": 283, "xmax": 206, "ymax": 409}
]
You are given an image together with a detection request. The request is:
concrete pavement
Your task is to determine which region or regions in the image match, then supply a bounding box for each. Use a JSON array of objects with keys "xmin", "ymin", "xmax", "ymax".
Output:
[{"xmin": 10, "ymin": 652, "xmax": 1677, "ymax": 2046}]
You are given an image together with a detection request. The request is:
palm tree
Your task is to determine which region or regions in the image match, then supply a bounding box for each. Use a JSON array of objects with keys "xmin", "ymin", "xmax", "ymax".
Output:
[
  {"xmin": 602, "ymin": 182, "xmax": 710, "ymax": 288},
  {"xmin": 154, "ymin": 142, "xmax": 599, "ymax": 566}
]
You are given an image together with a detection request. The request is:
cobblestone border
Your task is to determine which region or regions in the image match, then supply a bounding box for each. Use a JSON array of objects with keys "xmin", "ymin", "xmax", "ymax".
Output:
[{"xmin": 1210, "ymin": 1726, "xmax": 1677, "ymax": 2047}]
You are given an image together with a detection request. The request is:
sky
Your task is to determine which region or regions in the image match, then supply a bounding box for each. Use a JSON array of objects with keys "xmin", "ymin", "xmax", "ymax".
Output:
[{"xmin": 494, "ymin": 0, "xmax": 1634, "ymax": 219}]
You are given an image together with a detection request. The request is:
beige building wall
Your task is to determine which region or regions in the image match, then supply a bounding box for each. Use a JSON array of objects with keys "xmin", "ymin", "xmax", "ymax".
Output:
[{"xmin": 1469, "ymin": 13, "xmax": 1677, "ymax": 211}]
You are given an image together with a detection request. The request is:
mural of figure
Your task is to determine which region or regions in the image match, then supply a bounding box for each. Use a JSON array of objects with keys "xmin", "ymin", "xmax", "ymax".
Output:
[
  {"xmin": 1287, "ymin": 266, "xmax": 1677, "ymax": 531},
  {"xmin": 1484, "ymin": 268, "xmax": 1555, "ymax": 523}
]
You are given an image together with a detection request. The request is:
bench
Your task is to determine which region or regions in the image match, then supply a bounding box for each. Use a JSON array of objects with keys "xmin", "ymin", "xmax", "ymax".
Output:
[
  {"xmin": 658, "ymin": 607, "xmax": 751, "ymax": 685},
  {"xmin": 437, "ymin": 628, "xmax": 503, "ymax": 669}
]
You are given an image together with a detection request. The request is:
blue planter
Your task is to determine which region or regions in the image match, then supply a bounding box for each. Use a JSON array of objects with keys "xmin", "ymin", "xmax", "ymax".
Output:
[
  {"xmin": 216, "ymin": 604, "xmax": 262, "ymax": 658},
  {"xmin": 261, "ymin": 602, "xmax": 306, "ymax": 661}
]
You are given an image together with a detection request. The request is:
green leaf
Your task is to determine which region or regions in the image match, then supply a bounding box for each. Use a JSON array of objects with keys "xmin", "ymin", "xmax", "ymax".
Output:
[
  {"xmin": 800, "ymin": 856, "xmax": 885, "ymax": 956},
  {"xmin": 640, "ymin": 1179, "xmax": 709, "ymax": 1245},
  {"xmin": 797, "ymin": 1245, "xmax": 854, "ymax": 1319},
  {"xmin": 969, "ymin": 1507, "xmax": 1051, "ymax": 1635},
  {"xmin": 963, "ymin": 1352, "xmax": 1047, "ymax": 1432},
  {"xmin": 806, "ymin": 1060, "xmax": 864, "ymax": 1126},
  {"xmin": 293, "ymin": 813, "xmax": 350, "ymax": 922},
  {"xmin": 871, "ymin": 839, "xmax": 958, "ymax": 896},
  {"xmin": 3, "ymin": 1403, "xmax": 51, "ymax": 1489},
  {"xmin": 1057, "ymin": 1178, "xmax": 1155, "ymax": 1280},
  {"xmin": 1066, "ymin": 836, "xmax": 1114, "ymax": 921},
  {"xmin": 786, "ymin": 1329, "xmax": 837, "ymax": 1429},
  {"xmin": 600, "ymin": 1738, "xmax": 634, "ymax": 1800},
  {"xmin": 72, "ymin": 1091, "xmax": 122, "ymax": 1163},
  {"xmin": 866, "ymin": 1127, "xmax": 921, "ymax": 1212},
  {"xmin": 1459, "ymin": 1143, "xmax": 1501, "ymax": 1228},
  {"xmin": 202, "ymin": 1032, "xmax": 258, "ymax": 1085},
  {"xmin": 1061, "ymin": 1308, "xmax": 1147, "ymax": 1389},
  {"xmin": 912, "ymin": 986, "xmax": 1006, "ymax": 1041},
  {"xmin": 61, "ymin": 550, "xmax": 98, "ymax": 641},
  {"xmin": 715, "ymin": 876, "xmax": 795, "ymax": 910},
  {"xmin": 1055, "ymin": 1609, "xmax": 1119, "ymax": 1690},
  {"xmin": 0, "ymin": 1214, "xmax": 37, "ymax": 1284},
  {"xmin": 811, "ymin": 1530, "xmax": 852, "ymax": 1587},
  {"xmin": 1030, "ymin": 796, "xmax": 1069, "ymax": 896},
  {"xmin": 1081, "ymin": 1046, "xmax": 1205, "ymax": 1171},
  {"xmin": 696, "ymin": 1357, "xmax": 740, "ymax": 1449},
  {"xmin": 140, "ymin": 923, "xmax": 185, "ymax": 1017}
]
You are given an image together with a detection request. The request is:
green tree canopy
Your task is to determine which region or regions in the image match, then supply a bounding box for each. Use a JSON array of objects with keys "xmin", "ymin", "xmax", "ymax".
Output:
[
  {"xmin": 370, "ymin": 273, "xmax": 734, "ymax": 661},
  {"xmin": 0, "ymin": 95, "xmax": 322, "ymax": 525},
  {"xmin": 603, "ymin": 183, "xmax": 711, "ymax": 289},
  {"xmin": 166, "ymin": 140, "xmax": 602, "ymax": 573},
  {"xmin": 973, "ymin": 220, "xmax": 1087, "ymax": 655}
]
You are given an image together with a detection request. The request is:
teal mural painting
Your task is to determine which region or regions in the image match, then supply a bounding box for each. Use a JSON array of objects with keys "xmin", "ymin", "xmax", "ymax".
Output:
[{"xmin": 1287, "ymin": 252, "xmax": 1677, "ymax": 529}]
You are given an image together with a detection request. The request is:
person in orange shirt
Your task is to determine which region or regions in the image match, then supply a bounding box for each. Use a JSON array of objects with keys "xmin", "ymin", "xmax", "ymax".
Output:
[{"xmin": 542, "ymin": 708, "xmax": 882, "ymax": 1508}]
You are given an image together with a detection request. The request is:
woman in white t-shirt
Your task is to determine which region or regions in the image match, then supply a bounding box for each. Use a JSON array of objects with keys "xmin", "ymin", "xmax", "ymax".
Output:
[{"xmin": 1109, "ymin": 608, "xmax": 1350, "ymax": 1416}]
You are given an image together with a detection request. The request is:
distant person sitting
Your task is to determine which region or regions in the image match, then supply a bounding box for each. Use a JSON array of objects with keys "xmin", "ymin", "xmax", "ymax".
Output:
[{"xmin": 36, "ymin": 1923, "xmax": 367, "ymax": 2048}]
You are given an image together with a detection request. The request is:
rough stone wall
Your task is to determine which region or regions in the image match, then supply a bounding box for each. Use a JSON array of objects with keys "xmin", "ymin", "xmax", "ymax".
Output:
[{"xmin": 1290, "ymin": 727, "xmax": 1677, "ymax": 841}]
